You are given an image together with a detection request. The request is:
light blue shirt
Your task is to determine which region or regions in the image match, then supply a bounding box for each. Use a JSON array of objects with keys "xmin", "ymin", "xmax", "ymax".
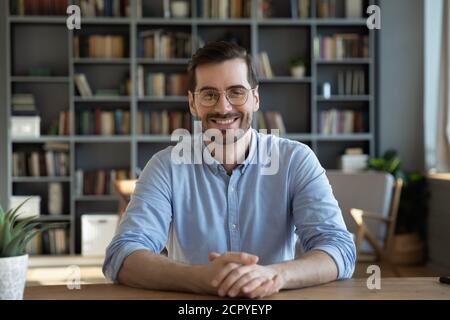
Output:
[{"xmin": 103, "ymin": 129, "xmax": 356, "ymax": 282}]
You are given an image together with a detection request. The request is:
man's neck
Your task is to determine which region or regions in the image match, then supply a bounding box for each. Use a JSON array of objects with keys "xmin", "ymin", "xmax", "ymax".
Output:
[{"xmin": 205, "ymin": 129, "xmax": 252, "ymax": 175}]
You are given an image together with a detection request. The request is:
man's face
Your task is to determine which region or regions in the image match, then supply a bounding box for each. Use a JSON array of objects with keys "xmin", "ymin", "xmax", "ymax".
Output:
[{"xmin": 188, "ymin": 58, "xmax": 259, "ymax": 143}]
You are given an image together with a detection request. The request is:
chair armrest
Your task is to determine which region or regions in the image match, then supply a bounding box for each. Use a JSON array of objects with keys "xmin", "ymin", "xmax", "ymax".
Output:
[{"xmin": 350, "ymin": 208, "xmax": 392, "ymax": 224}]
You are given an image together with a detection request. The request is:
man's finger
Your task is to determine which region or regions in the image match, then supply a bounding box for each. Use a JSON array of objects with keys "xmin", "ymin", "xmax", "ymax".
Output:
[
  {"xmin": 248, "ymin": 279, "xmax": 274, "ymax": 299},
  {"xmin": 242, "ymin": 276, "xmax": 267, "ymax": 294},
  {"xmin": 208, "ymin": 251, "xmax": 221, "ymax": 262},
  {"xmin": 217, "ymin": 265, "xmax": 256, "ymax": 296},
  {"xmin": 211, "ymin": 262, "xmax": 240, "ymax": 288},
  {"xmin": 223, "ymin": 252, "xmax": 259, "ymax": 265}
]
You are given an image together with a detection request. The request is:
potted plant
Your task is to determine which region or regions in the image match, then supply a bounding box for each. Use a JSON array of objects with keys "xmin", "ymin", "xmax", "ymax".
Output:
[
  {"xmin": 289, "ymin": 57, "xmax": 306, "ymax": 78},
  {"xmin": 367, "ymin": 150, "xmax": 429, "ymax": 265},
  {"xmin": 0, "ymin": 198, "xmax": 64, "ymax": 300}
]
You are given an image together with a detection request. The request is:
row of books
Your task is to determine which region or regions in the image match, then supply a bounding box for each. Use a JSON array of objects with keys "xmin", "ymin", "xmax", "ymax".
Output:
[
  {"xmin": 314, "ymin": 34, "xmax": 369, "ymax": 60},
  {"xmin": 318, "ymin": 109, "xmax": 367, "ymax": 134},
  {"xmin": 317, "ymin": 0, "xmax": 363, "ymax": 18},
  {"xmin": 75, "ymin": 169, "xmax": 130, "ymax": 196},
  {"xmin": 291, "ymin": 0, "xmax": 310, "ymax": 19},
  {"xmin": 26, "ymin": 228, "xmax": 69, "ymax": 256},
  {"xmin": 198, "ymin": 0, "xmax": 251, "ymax": 18},
  {"xmin": 137, "ymin": 110, "xmax": 192, "ymax": 135},
  {"xmin": 74, "ymin": 73, "xmax": 131, "ymax": 97},
  {"xmin": 138, "ymin": 30, "xmax": 191, "ymax": 59},
  {"xmin": 77, "ymin": 109, "xmax": 131, "ymax": 135},
  {"xmin": 73, "ymin": 35, "xmax": 126, "ymax": 59},
  {"xmin": 137, "ymin": 67, "xmax": 188, "ymax": 97},
  {"xmin": 12, "ymin": 143, "xmax": 70, "ymax": 177},
  {"xmin": 10, "ymin": 0, "xmax": 68, "ymax": 15},
  {"xmin": 74, "ymin": 0, "xmax": 131, "ymax": 17},
  {"xmin": 336, "ymin": 69, "xmax": 366, "ymax": 96},
  {"xmin": 47, "ymin": 111, "xmax": 71, "ymax": 136},
  {"xmin": 256, "ymin": 111, "xmax": 287, "ymax": 134}
]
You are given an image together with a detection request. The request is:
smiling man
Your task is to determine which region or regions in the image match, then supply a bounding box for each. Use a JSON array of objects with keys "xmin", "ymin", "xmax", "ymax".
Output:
[{"xmin": 103, "ymin": 41, "xmax": 356, "ymax": 299}]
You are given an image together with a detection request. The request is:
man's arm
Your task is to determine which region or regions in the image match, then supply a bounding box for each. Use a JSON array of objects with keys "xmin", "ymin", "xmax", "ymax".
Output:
[{"xmin": 117, "ymin": 250, "xmax": 259, "ymax": 294}]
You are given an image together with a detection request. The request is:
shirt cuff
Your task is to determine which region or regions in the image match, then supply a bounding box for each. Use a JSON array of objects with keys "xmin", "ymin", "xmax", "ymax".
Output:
[
  {"xmin": 311, "ymin": 244, "xmax": 354, "ymax": 280},
  {"xmin": 103, "ymin": 242, "xmax": 151, "ymax": 283}
]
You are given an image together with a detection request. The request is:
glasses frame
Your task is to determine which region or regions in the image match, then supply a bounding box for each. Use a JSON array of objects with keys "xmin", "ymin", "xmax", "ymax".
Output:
[{"xmin": 192, "ymin": 87, "xmax": 258, "ymax": 108}]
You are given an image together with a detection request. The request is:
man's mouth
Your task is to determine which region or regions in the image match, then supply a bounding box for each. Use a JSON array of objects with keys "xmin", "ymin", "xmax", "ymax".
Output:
[{"xmin": 210, "ymin": 116, "xmax": 240, "ymax": 125}]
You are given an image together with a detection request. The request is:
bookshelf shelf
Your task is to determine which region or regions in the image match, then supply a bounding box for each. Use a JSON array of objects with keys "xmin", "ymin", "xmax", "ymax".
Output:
[
  {"xmin": 12, "ymin": 177, "xmax": 71, "ymax": 183},
  {"xmin": 11, "ymin": 76, "xmax": 70, "ymax": 83},
  {"xmin": 73, "ymin": 58, "xmax": 131, "ymax": 64},
  {"xmin": 74, "ymin": 195, "xmax": 118, "ymax": 202},
  {"xmin": 316, "ymin": 95, "xmax": 373, "ymax": 102},
  {"xmin": 35, "ymin": 215, "xmax": 72, "ymax": 221},
  {"xmin": 6, "ymin": 0, "xmax": 377, "ymax": 256}
]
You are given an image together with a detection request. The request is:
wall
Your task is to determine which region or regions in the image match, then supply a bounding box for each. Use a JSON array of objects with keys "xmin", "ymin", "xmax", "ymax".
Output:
[
  {"xmin": 378, "ymin": 0, "xmax": 425, "ymax": 171},
  {"xmin": 0, "ymin": 0, "xmax": 8, "ymax": 208}
]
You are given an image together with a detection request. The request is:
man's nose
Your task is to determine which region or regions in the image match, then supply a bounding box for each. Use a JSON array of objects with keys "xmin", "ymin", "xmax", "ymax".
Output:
[{"xmin": 213, "ymin": 92, "xmax": 233, "ymax": 112}]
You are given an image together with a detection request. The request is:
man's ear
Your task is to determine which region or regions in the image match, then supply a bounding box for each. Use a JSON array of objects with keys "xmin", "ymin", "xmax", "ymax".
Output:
[
  {"xmin": 252, "ymin": 86, "xmax": 260, "ymax": 112},
  {"xmin": 188, "ymin": 91, "xmax": 198, "ymax": 117}
]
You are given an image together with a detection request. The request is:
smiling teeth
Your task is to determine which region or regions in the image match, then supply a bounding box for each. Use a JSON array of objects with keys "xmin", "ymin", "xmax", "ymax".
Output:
[{"xmin": 215, "ymin": 119, "xmax": 235, "ymax": 124}]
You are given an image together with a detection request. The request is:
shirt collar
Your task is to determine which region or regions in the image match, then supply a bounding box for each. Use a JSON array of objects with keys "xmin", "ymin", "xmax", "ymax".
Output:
[{"xmin": 198, "ymin": 129, "xmax": 258, "ymax": 175}]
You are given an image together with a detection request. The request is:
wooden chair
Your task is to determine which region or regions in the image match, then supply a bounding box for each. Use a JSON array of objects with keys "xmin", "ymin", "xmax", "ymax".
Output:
[
  {"xmin": 350, "ymin": 178, "xmax": 403, "ymax": 264},
  {"xmin": 114, "ymin": 179, "xmax": 137, "ymax": 221}
]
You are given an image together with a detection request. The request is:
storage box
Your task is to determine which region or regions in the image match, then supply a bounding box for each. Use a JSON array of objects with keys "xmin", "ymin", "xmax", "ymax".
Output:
[
  {"xmin": 10, "ymin": 196, "xmax": 41, "ymax": 219},
  {"xmin": 339, "ymin": 154, "xmax": 369, "ymax": 172},
  {"xmin": 82, "ymin": 214, "xmax": 119, "ymax": 256},
  {"xmin": 11, "ymin": 116, "xmax": 41, "ymax": 138}
]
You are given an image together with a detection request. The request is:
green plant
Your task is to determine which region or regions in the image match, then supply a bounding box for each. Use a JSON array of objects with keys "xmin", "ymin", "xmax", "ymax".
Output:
[
  {"xmin": 289, "ymin": 57, "xmax": 306, "ymax": 68},
  {"xmin": 367, "ymin": 149, "xmax": 429, "ymax": 236},
  {"xmin": 0, "ymin": 198, "xmax": 65, "ymax": 257}
]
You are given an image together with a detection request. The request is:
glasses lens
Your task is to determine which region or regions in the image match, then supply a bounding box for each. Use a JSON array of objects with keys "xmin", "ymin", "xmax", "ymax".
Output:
[
  {"xmin": 227, "ymin": 88, "xmax": 248, "ymax": 106},
  {"xmin": 199, "ymin": 90, "xmax": 219, "ymax": 107}
]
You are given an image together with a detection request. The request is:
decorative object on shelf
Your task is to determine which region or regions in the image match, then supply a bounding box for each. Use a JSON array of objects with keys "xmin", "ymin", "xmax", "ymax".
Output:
[
  {"xmin": 289, "ymin": 57, "xmax": 306, "ymax": 78},
  {"xmin": 322, "ymin": 82, "xmax": 331, "ymax": 99},
  {"xmin": 9, "ymin": 196, "xmax": 41, "ymax": 219},
  {"xmin": 0, "ymin": 198, "xmax": 65, "ymax": 300},
  {"xmin": 11, "ymin": 116, "xmax": 41, "ymax": 139},
  {"xmin": 81, "ymin": 214, "xmax": 119, "ymax": 256},
  {"xmin": 171, "ymin": 0, "xmax": 190, "ymax": 18},
  {"xmin": 367, "ymin": 150, "xmax": 429, "ymax": 265},
  {"xmin": 339, "ymin": 147, "xmax": 368, "ymax": 172},
  {"xmin": 48, "ymin": 183, "xmax": 63, "ymax": 216}
]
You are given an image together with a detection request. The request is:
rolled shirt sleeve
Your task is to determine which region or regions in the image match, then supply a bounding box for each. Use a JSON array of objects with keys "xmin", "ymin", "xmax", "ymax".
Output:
[
  {"xmin": 102, "ymin": 153, "xmax": 173, "ymax": 282},
  {"xmin": 290, "ymin": 146, "xmax": 356, "ymax": 279}
]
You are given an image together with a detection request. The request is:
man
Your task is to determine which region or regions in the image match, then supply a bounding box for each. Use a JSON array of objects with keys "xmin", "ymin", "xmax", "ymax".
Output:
[{"xmin": 103, "ymin": 41, "xmax": 356, "ymax": 299}]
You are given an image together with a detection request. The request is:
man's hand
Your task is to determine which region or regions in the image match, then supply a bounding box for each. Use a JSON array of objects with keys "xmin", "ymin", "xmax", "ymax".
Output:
[
  {"xmin": 209, "ymin": 253, "xmax": 285, "ymax": 299},
  {"xmin": 195, "ymin": 251, "xmax": 259, "ymax": 295}
]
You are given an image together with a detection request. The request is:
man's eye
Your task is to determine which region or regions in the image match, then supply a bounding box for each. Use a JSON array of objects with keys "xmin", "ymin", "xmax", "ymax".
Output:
[
  {"xmin": 202, "ymin": 92, "xmax": 217, "ymax": 100},
  {"xmin": 228, "ymin": 89, "xmax": 245, "ymax": 97}
]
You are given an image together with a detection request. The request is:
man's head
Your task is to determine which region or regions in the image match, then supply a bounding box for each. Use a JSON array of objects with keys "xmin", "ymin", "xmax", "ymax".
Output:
[{"xmin": 187, "ymin": 41, "xmax": 259, "ymax": 143}]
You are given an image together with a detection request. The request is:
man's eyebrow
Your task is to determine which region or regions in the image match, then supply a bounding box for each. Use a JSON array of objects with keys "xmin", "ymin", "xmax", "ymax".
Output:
[{"xmin": 197, "ymin": 85, "xmax": 247, "ymax": 91}]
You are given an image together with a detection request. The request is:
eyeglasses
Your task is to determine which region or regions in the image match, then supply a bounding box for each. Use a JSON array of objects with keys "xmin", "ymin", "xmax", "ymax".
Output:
[{"xmin": 193, "ymin": 87, "xmax": 257, "ymax": 108}]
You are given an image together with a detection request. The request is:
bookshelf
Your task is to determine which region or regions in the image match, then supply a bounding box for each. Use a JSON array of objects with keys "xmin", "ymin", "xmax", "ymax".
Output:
[{"xmin": 5, "ymin": 0, "xmax": 377, "ymax": 256}]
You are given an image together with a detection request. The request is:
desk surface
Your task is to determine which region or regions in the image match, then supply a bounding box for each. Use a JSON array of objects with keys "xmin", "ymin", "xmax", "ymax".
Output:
[{"xmin": 24, "ymin": 277, "xmax": 450, "ymax": 300}]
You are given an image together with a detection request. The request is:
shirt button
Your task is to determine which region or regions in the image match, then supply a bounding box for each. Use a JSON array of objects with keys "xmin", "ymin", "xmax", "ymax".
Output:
[
  {"xmin": 231, "ymin": 224, "xmax": 237, "ymax": 229},
  {"xmin": 230, "ymin": 187, "xmax": 235, "ymax": 192}
]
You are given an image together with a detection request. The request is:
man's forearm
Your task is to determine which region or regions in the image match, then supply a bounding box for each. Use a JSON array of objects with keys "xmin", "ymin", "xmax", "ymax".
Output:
[
  {"xmin": 270, "ymin": 250, "xmax": 338, "ymax": 290},
  {"xmin": 117, "ymin": 249, "xmax": 204, "ymax": 293}
]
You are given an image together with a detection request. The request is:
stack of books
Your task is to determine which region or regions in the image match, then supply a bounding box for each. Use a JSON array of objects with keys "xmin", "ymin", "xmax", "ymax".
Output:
[
  {"xmin": 11, "ymin": 94, "xmax": 38, "ymax": 116},
  {"xmin": 337, "ymin": 70, "xmax": 366, "ymax": 96},
  {"xmin": 138, "ymin": 30, "xmax": 192, "ymax": 59},
  {"xmin": 75, "ymin": 169, "xmax": 130, "ymax": 196},
  {"xmin": 257, "ymin": 111, "xmax": 287, "ymax": 134},
  {"xmin": 77, "ymin": 109, "xmax": 130, "ymax": 135},
  {"xmin": 137, "ymin": 110, "xmax": 192, "ymax": 135},
  {"xmin": 339, "ymin": 147, "xmax": 368, "ymax": 172},
  {"xmin": 318, "ymin": 109, "xmax": 366, "ymax": 134},
  {"xmin": 73, "ymin": 35, "xmax": 126, "ymax": 59},
  {"xmin": 314, "ymin": 34, "xmax": 369, "ymax": 60},
  {"xmin": 12, "ymin": 142, "xmax": 70, "ymax": 177}
]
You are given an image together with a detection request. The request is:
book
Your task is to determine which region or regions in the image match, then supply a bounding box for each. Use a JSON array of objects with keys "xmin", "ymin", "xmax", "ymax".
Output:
[
  {"xmin": 345, "ymin": 0, "xmax": 363, "ymax": 18},
  {"xmin": 74, "ymin": 74, "xmax": 93, "ymax": 97}
]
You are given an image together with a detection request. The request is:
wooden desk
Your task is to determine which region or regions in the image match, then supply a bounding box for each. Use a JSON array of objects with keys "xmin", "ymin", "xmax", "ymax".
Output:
[{"xmin": 24, "ymin": 277, "xmax": 450, "ymax": 300}]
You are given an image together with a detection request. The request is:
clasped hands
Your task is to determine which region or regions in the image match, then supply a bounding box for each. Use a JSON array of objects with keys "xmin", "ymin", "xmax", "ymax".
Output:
[{"xmin": 199, "ymin": 251, "xmax": 284, "ymax": 299}]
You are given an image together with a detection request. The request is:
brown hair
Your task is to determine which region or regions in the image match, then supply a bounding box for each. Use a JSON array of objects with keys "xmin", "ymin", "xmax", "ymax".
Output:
[{"xmin": 187, "ymin": 41, "xmax": 258, "ymax": 92}]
